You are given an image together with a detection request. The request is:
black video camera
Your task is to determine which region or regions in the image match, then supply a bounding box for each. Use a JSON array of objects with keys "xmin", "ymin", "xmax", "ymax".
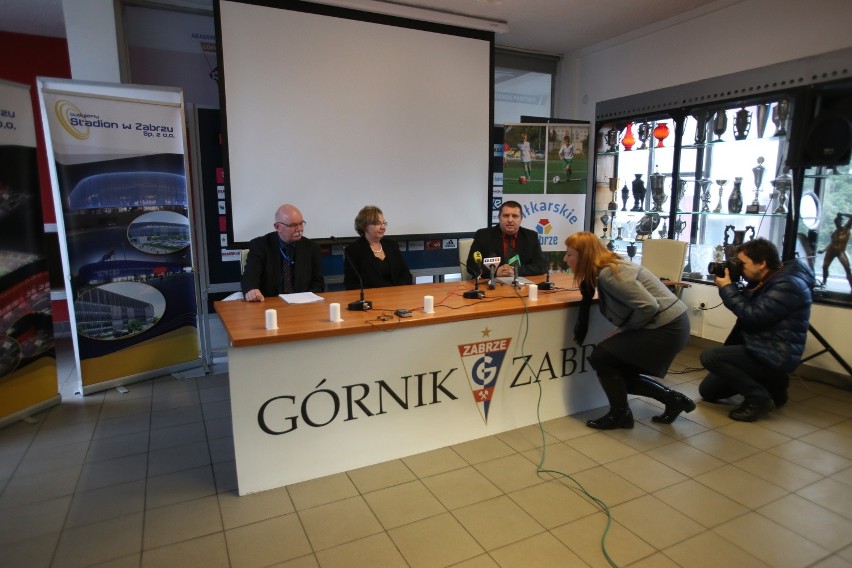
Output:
[{"xmin": 707, "ymin": 258, "xmax": 743, "ymax": 281}]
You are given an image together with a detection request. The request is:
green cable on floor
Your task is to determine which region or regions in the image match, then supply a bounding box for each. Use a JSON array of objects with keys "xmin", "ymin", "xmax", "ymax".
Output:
[{"xmin": 513, "ymin": 288, "xmax": 619, "ymax": 568}]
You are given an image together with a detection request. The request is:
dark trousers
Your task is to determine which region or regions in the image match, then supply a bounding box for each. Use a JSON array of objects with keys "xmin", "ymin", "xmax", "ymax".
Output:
[{"xmin": 699, "ymin": 344, "xmax": 787, "ymax": 403}]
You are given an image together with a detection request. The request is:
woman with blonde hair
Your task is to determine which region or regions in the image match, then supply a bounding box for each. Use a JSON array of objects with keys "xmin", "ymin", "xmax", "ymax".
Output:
[{"xmin": 564, "ymin": 231, "xmax": 694, "ymax": 429}]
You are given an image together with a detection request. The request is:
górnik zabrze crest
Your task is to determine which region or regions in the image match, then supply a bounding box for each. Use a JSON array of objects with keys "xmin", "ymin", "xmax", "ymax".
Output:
[{"xmin": 457, "ymin": 331, "xmax": 512, "ymax": 424}]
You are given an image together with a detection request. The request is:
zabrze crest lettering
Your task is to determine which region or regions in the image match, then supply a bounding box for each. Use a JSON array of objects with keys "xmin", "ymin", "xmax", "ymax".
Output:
[{"xmin": 457, "ymin": 336, "xmax": 511, "ymax": 424}]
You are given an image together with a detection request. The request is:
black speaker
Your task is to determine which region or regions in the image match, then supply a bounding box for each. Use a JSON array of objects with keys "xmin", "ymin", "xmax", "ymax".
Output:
[{"xmin": 787, "ymin": 80, "xmax": 852, "ymax": 168}]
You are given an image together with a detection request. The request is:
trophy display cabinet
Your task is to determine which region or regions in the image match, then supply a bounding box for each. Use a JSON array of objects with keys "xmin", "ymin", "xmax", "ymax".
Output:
[{"xmin": 590, "ymin": 48, "xmax": 852, "ymax": 308}]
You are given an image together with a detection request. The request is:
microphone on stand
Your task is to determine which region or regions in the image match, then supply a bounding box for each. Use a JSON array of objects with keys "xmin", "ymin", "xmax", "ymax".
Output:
[
  {"xmin": 463, "ymin": 251, "xmax": 485, "ymax": 299},
  {"xmin": 507, "ymin": 252, "xmax": 520, "ymax": 288},
  {"xmin": 332, "ymin": 236, "xmax": 372, "ymax": 311},
  {"xmin": 483, "ymin": 256, "xmax": 501, "ymax": 290},
  {"xmin": 538, "ymin": 264, "xmax": 555, "ymax": 290}
]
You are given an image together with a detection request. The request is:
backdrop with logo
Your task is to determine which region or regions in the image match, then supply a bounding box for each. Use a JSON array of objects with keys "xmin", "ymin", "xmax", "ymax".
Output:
[
  {"xmin": 0, "ymin": 79, "xmax": 59, "ymax": 426},
  {"xmin": 500, "ymin": 122, "xmax": 589, "ymax": 263},
  {"xmin": 37, "ymin": 78, "xmax": 200, "ymax": 394}
]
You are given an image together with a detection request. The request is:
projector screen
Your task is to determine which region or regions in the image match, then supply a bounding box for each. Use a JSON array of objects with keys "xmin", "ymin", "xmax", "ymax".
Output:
[{"xmin": 216, "ymin": 0, "xmax": 494, "ymax": 243}]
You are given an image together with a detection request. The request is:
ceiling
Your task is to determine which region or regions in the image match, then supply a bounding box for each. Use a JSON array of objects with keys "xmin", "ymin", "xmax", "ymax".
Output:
[{"xmin": 0, "ymin": 0, "xmax": 731, "ymax": 55}]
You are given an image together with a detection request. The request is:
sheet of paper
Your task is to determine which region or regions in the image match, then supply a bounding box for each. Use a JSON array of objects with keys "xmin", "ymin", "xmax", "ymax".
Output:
[
  {"xmin": 279, "ymin": 292, "xmax": 325, "ymax": 304},
  {"xmin": 496, "ymin": 276, "xmax": 533, "ymax": 286}
]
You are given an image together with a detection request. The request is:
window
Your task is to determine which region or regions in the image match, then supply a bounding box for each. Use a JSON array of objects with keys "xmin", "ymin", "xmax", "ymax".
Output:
[{"xmin": 494, "ymin": 49, "xmax": 559, "ymax": 124}]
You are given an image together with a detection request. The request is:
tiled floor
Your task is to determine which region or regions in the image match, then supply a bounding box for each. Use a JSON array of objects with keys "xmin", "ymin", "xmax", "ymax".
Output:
[{"xmin": 1, "ymin": 338, "xmax": 852, "ymax": 568}]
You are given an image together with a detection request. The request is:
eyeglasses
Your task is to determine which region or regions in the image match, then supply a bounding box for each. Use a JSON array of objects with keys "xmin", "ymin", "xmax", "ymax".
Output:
[
  {"xmin": 275, "ymin": 220, "xmax": 307, "ymax": 229},
  {"xmin": 373, "ymin": 221, "xmax": 388, "ymax": 227}
]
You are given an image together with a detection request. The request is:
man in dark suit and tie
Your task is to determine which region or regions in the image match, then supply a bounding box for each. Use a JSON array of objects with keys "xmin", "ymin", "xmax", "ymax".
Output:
[
  {"xmin": 466, "ymin": 200, "xmax": 547, "ymax": 279},
  {"xmin": 241, "ymin": 204, "xmax": 324, "ymax": 301}
]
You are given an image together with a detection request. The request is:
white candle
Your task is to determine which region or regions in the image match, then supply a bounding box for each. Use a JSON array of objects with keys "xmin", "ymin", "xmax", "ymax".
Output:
[
  {"xmin": 528, "ymin": 284, "xmax": 538, "ymax": 301},
  {"xmin": 265, "ymin": 308, "xmax": 278, "ymax": 330},
  {"xmin": 329, "ymin": 303, "xmax": 342, "ymax": 322},
  {"xmin": 423, "ymin": 295, "xmax": 435, "ymax": 314}
]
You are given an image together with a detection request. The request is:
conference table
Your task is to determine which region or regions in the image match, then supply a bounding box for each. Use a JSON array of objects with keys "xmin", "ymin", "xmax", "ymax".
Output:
[{"xmin": 215, "ymin": 273, "xmax": 611, "ymax": 495}]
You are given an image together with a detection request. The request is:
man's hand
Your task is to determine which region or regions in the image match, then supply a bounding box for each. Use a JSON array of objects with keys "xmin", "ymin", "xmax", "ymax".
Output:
[
  {"xmin": 496, "ymin": 264, "xmax": 515, "ymax": 277},
  {"xmin": 714, "ymin": 268, "xmax": 732, "ymax": 288},
  {"xmin": 245, "ymin": 289, "xmax": 265, "ymax": 302}
]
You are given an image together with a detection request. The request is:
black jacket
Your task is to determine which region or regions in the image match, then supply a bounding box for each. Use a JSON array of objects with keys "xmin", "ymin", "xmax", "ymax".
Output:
[
  {"xmin": 466, "ymin": 225, "xmax": 547, "ymax": 278},
  {"xmin": 720, "ymin": 259, "xmax": 814, "ymax": 372},
  {"xmin": 343, "ymin": 237, "xmax": 412, "ymax": 289},
  {"xmin": 241, "ymin": 232, "xmax": 324, "ymax": 296}
]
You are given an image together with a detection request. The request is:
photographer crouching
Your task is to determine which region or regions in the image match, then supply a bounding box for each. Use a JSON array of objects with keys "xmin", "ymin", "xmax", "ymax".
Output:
[{"xmin": 699, "ymin": 238, "xmax": 815, "ymax": 421}]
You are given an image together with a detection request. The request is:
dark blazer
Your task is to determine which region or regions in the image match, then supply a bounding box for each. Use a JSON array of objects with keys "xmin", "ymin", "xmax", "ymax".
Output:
[
  {"xmin": 344, "ymin": 237, "xmax": 412, "ymax": 290},
  {"xmin": 466, "ymin": 225, "xmax": 546, "ymax": 278},
  {"xmin": 241, "ymin": 232, "xmax": 324, "ymax": 296}
]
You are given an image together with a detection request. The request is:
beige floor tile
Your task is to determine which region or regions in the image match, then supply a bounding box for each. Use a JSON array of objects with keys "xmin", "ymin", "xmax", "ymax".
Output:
[
  {"xmin": 402, "ymin": 446, "xmax": 467, "ymax": 478},
  {"xmin": 807, "ymin": 555, "xmax": 852, "ymax": 568},
  {"xmin": 695, "ymin": 464, "xmax": 788, "ymax": 509},
  {"xmin": 420, "ymin": 466, "xmax": 502, "ymax": 510},
  {"xmin": 601, "ymin": 420, "xmax": 677, "ymax": 452},
  {"xmin": 388, "ymin": 512, "xmax": 484, "ymax": 568},
  {"xmin": 496, "ymin": 424, "xmax": 558, "ymax": 452},
  {"xmin": 148, "ymin": 420, "xmax": 206, "ymax": 451},
  {"xmin": 52, "ymin": 512, "xmax": 143, "ymax": 568},
  {"xmin": 832, "ymin": 465, "xmax": 852, "ymax": 487},
  {"xmin": 797, "ymin": 478, "xmax": 852, "ymax": 520},
  {"xmin": 363, "ymin": 479, "xmax": 445, "ymax": 529},
  {"xmin": 769, "ymin": 440, "xmax": 852, "ymax": 476},
  {"xmin": 757, "ymin": 412, "xmax": 822, "ymax": 438},
  {"xmin": 611, "ymin": 494, "xmax": 704, "ymax": 549},
  {"xmin": 287, "ymin": 472, "xmax": 359, "ymax": 511},
  {"xmin": 645, "ymin": 439, "xmax": 725, "ymax": 477},
  {"xmin": 143, "ymin": 495, "xmax": 223, "ymax": 549},
  {"xmin": 683, "ymin": 430, "xmax": 762, "ymax": 463},
  {"xmin": 451, "ymin": 434, "xmax": 516, "ymax": 464},
  {"xmin": 489, "ymin": 531, "xmax": 586, "ymax": 567},
  {"xmin": 733, "ymin": 451, "xmax": 824, "ymax": 491},
  {"xmin": 627, "ymin": 551, "xmax": 681, "ymax": 567},
  {"xmin": 828, "ymin": 418, "xmax": 852, "ymax": 437},
  {"xmin": 653, "ymin": 479, "xmax": 748, "ymax": 528},
  {"xmin": 604, "ymin": 453, "xmax": 688, "ymax": 493},
  {"xmin": 715, "ymin": 421, "xmax": 792, "ymax": 450},
  {"xmin": 663, "ymin": 530, "xmax": 770, "ymax": 568},
  {"xmin": 448, "ymin": 554, "xmax": 500, "ymax": 567},
  {"xmin": 453, "ymin": 495, "xmax": 544, "ymax": 550},
  {"xmin": 551, "ymin": 512, "xmax": 655, "ymax": 568},
  {"xmin": 673, "ymin": 401, "xmax": 732, "ymax": 431},
  {"xmin": 4, "ymin": 532, "xmax": 60, "ymax": 568},
  {"xmin": 14, "ymin": 439, "xmax": 90, "ymax": 476},
  {"xmin": 225, "ymin": 513, "xmax": 311, "ymax": 568},
  {"xmin": 0, "ymin": 495, "xmax": 70, "ymax": 546},
  {"xmin": 298, "ymin": 495, "xmax": 383, "ymax": 551},
  {"xmin": 803, "ymin": 396, "xmax": 852, "ymax": 419},
  {"xmin": 564, "ymin": 465, "xmax": 646, "ymax": 507},
  {"xmin": 713, "ymin": 512, "xmax": 829, "ymax": 568},
  {"xmin": 473, "ymin": 452, "xmax": 548, "ymax": 493},
  {"xmin": 569, "ymin": 431, "xmax": 639, "ymax": 464},
  {"xmin": 208, "ymin": 435, "xmax": 235, "ymax": 464},
  {"xmin": 522, "ymin": 440, "xmax": 598, "ymax": 475},
  {"xmin": 217, "ymin": 486, "xmax": 294, "ymax": 530},
  {"xmin": 65, "ymin": 479, "xmax": 146, "ymax": 529},
  {"xmin": 76, "ymin": 453, "xmax": 147, "ymax": 493},
  {"xmin": 759, "ymin": 493, "xmax": 852, "ymax": 551},
  {"xmin": 800, "ymin": 429, "xmax": 852, "ymax": 460},
  {"xmin": 508, "ymin": 478, "xmax": 599, "ymax": 529},
  {"xmin": 840, "ymin": 543, "xmax": 852, "ymax": 562},
  {"xmin": 146, "ymin": 441, "xmax": 211, "ymax": 477},
  {"xmin": 269, "ymin": 554, "xmax": 320, "ymax": 568},
  {"xmin": 315, "ymin": 532, "xmax": 407, "ymax": 568},
  {"xmin": 85, "ymin": 431, "xmax": 150, "ymax": 463},
  {"xmin": 213, "ymin": 460, "xmax": 237, "ymax": 494},
  {"xmin": 141, "ymin": 532, "xmax": 229, "ymax": 568},
  {"xmin": 144, "ymin": 465, "xmax": 216, "ymax": 509},
  {"xmin": 0, "ymin": 465, "xmax": 82, "ymax": 509},
  {"xmin": 540, "ymin": 415, "xmax": 597, "ymax": 441},
  {"xmin": 775, "ymin": 403, "xmax": 847, "ymax": 429},
  {"xmin": 346, "ymin": 458, "xmax": 416, "ymax": 493}
]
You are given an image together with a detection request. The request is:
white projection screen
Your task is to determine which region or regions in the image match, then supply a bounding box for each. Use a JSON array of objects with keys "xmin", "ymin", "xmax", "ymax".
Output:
[{"xmin": 216, "ymin": 0, "xmax": 494, "ymax": 243}]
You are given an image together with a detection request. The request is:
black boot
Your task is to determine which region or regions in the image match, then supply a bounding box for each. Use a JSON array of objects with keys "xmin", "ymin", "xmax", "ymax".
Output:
[
  {"xmin": 729, "ymin": 397, "xmax": 774, "ymax": 422},
  {"xmin": 587, "ymin": 373, "xmax": 633, "ymax": 430},
  {"xmin": 632, "ymin": 375, "xmax": 696, "ymax": 424}
]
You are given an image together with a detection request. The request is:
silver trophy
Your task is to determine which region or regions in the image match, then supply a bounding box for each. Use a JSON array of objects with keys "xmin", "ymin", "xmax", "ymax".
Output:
[
  {"xmin": 650, "ymin": 167, "xmax": 667, "ymax": 212},
  {"xmin": 746, "ymin": 156, "xmax": 765, "ymax": 213},
  {"xmin": 756, "ymin": 103, "xmax": 770, "ymax": 138},
  {"xmin": 676, "ymin": 178, "xmax": 688, "ymax": 211},
  {"xmin": 605, "ymin": 128, "xmax": 619, "ymax": 152},
  {"xmin": 637, "ymin": 122, "xmax": 652, "ymax": 150},
  {"xmin": 772, "ymin": 98, "xmax": 791, "ymax": 137},
  {"xmin": 771, "ymin": 168, "xmax": 793, "ymax": 214},
  {"xmin": 600, "ymin": 212, "xmax": 611, "ymax": 239},
  {"xmin": 712, "ymin": 109, "xmax": 728, "ymax": 142},
  {"xmin": 713, "ymin": 179, "xmax": 727, "ymax": 213},
  {"xmin": 733, "ymin": 106, "xmax": 751, "ymax": 140},
  {"xmin": 608, "ymin": 177, "xmax": 619, "ymax": 210},
  {"xmin": 691, "ymin": 109, "xmax": 711, "ymax": 144},
  {"xmin": 698, "ymin": 178, "xmax": 713, "ymax": 212}
]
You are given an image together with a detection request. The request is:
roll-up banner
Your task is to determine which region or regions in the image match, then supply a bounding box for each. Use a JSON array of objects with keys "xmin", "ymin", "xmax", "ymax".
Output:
[
  {"xmin": 37, "ymin": 78, "xmax": 200, "ymax": 394},
  {"xmin": 0, "ymin": 79, "xmax": 60, "ymax": 427}
]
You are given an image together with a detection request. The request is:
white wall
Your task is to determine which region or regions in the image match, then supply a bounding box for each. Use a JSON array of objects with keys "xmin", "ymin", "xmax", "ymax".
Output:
[
  {"xmin": 62, "ymin": 0, "xmax": 121, "ymax": 82},
  {"xmin": 562, "ymin": 0, "xmax": 852, "ymax": 375}
]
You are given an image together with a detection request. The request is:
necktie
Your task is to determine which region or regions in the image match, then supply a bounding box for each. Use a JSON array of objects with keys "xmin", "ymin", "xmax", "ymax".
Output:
[{"xmin": 281, "ymin": 245, "xmax": 295, "ymax": 293}]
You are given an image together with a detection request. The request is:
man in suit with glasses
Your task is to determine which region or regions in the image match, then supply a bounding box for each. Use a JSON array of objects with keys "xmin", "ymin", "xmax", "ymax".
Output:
[{"xmin": 241, "ymin": 203, "xmax": 324, "ymax": 301}]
